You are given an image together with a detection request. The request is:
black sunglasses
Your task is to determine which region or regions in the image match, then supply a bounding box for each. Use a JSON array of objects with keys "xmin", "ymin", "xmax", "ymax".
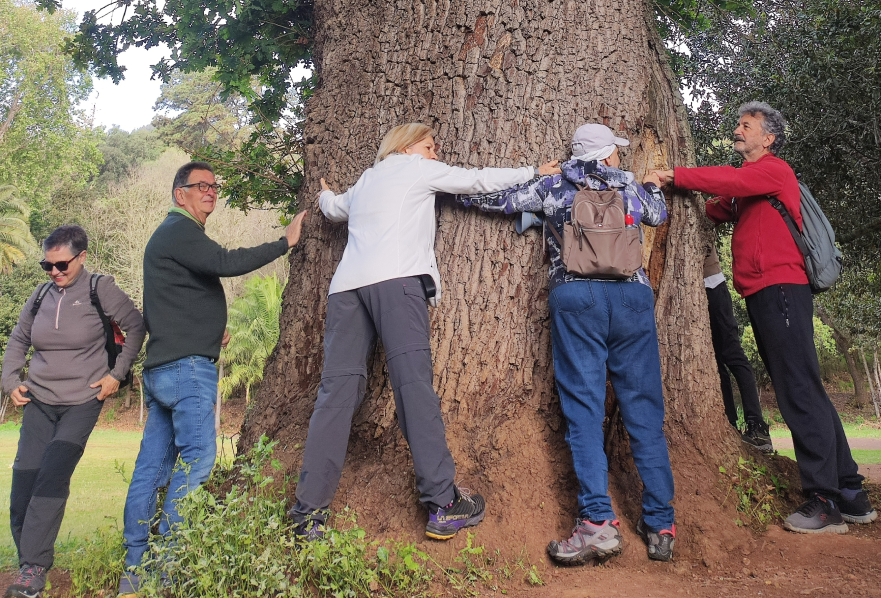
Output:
[{"xmin": 40, "ymin": 251, "xmax": 84, "ymax": 273}]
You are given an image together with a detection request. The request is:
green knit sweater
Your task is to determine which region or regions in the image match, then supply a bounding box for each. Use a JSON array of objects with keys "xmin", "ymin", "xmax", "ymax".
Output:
[{"xmin": 142, "ymin": 212, "xmax": 289, "ymax": 368}]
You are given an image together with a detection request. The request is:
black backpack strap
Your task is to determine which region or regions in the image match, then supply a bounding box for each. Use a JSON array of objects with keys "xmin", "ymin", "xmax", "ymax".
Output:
[
  {"xmin": 30, "ymin": 283, "xmax": 53, "ymax": 317},
  {"xmin": 584, "ymin": 173, "xmax": 611, "ymax": 189},
  {"xmin": 89, "ymin": 274, "xmax": 118, "ymax": 370},
  {"xmin": 766, "ymin": 196, "xmax": 809, "ymax": 259}
]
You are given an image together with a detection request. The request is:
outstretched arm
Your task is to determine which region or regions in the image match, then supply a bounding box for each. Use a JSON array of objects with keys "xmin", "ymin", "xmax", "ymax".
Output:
[{"xmin": 454, "ymin": 174, "xmax": 557, "ymax": 214}]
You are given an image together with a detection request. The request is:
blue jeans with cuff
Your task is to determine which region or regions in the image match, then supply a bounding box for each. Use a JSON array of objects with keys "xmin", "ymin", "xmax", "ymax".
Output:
[
  {"xmin": 121, "ymin": 355, "xmax": 218, "ymax": 571},
  {"xmin": 549, "ymin": 280, "xmax": 675, "ymax": 532}
]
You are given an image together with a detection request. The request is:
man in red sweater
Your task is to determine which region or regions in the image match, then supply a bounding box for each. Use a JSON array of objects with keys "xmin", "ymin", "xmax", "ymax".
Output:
[{"xmin": 653, "ymin": 101, "xmax": 876, "ymax": 533}]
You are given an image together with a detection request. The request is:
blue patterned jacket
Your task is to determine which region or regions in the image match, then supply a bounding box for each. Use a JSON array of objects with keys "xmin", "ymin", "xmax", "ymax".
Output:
[{"xmin": 456, "ymin": 159, "xmax": 667, "ymax": 291}]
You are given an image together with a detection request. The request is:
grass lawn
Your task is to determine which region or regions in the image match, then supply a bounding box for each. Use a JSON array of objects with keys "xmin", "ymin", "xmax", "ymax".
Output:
[
  {"xmin": 0, "ymin": 428, "xmax": 143, "ymax": 548},
  {"xmin": 770, "ymin": 422, "xmax": 881, "ymax": 439},
  {"xmin": 0, "ymin": 426, "xmax": 238, "ymax": 551},
  {"xmin": 776, "ymin": 448, "xmax": 881, "ymax": 465}
]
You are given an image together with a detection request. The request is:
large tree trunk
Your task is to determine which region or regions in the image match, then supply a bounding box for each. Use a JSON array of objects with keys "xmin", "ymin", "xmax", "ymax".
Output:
[
  {"xmin": 241, "ymin": 0, "xmax": 757, "ymax": 565},
  {"xmin": 817, "ymin": 306, "xmax": 869, "ymax": 408}
]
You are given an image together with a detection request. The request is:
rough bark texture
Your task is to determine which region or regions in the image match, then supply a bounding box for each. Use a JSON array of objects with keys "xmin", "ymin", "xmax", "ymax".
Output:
[{"xmin": 240, "ymin": 0, "xmax": 760, "ymax": 565}]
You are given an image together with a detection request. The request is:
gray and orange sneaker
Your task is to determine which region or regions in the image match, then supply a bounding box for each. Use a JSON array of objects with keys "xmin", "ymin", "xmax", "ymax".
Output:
[
  {"xmin": 547, "ymin": 519, "xmax": 623, "ymax": 566},
  {"xmin": 425, "ymin": 486, "xmax": 485, "ymax": 540},
  {"xmin": 784, "ymin": 494, "xmax": 848, "ymax": 534},
  {"xmin": 636, "ymin": 517, "xmax": 676, "ymax": 561}
]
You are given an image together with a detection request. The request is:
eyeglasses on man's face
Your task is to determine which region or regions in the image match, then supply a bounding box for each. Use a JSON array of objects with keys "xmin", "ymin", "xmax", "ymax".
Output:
[
  {"xmin": 39, "ymin": 251, "xmax": 84, "ymax": 272},
  {"xmin": 179, "ymin": 182, "xmax": 222, "ymax": 193}
]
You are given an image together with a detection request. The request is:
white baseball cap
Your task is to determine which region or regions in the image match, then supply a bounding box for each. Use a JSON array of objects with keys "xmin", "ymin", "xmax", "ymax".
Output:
[{"xmin": 571, "ymin": 123, "xmax": 630, "ymax": 155}]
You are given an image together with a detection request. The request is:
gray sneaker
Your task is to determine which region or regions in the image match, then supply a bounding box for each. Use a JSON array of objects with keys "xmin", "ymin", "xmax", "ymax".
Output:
[
  {"xmin": 783, "ymin": 494, "xmax": 848, "ymax": 534},
  {"xmin": 636, "ymin": 517, "xmax": 676, "ymax": 562},
  {"xmin": 117, "ymin": 571, "xmax": 140, "ymax": 597},
  {"xmin": 4, "ymin": 564, "xmax": 47, "ymax": 598},
  {"xmin": 547, "ymin": 519, "xmax": 622, "ymax": 566}
]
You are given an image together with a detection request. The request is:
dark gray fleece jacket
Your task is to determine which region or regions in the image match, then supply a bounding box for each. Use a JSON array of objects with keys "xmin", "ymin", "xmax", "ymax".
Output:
[{"xmin": 1, "ymin": 268, "xmax": 146, "ymax": 405}]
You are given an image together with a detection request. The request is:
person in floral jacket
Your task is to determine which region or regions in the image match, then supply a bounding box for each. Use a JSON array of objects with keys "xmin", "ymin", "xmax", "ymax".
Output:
[{"xmin": 457, "ymin": 123, "xmax": 675, "ymax": 565}]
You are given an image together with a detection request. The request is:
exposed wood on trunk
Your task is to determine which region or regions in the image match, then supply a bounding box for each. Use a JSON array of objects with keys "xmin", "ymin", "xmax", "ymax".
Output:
[{"xmin": 241, "ymin": 0, "xmax": 751, "ymax": 564}]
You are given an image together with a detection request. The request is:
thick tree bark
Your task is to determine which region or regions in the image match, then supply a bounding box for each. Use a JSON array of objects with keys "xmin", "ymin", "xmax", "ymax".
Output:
[
  {"xmin": 817, "ymin": 306, "xmax": 868, "ymax": 408},
  {"xmin": 241, "ymin": 0, "xmax": 756, "ymax": 564}
]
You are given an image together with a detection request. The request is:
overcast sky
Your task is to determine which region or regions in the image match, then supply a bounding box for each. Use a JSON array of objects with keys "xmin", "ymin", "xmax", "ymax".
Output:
[{"xmin": 62, "ymin": 0, "xmax": 165, "ymax": 131}]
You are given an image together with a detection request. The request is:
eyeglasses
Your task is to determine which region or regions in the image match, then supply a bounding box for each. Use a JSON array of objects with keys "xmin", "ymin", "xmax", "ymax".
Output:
[
  {"xmin": 40, "ymin": 251, "xmax": 84, "ymax": 273},
  {"xmin": 178, "ymin": 182, "xmax": 222, "ymax": 193}
]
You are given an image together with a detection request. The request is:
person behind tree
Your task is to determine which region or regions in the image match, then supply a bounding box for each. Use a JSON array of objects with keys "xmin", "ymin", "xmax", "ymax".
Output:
[
  {"xmin": 1, "ymin": 225, "xmax": 146, "ymax": 598},
  {"xmin": 653, "ymin": 101, "xmax": 877, "ymax": 533},
  {"xmin": 456, "ymin": 123, "xmax": 676, "ymax": 564},
  {"xmin": 289, "ymin": 123, "xmax": 560, "ymax": 541},
  {"xmin": 703, "ymin": 244, "xmax": 773, "ymax": 451},
  {"xmin": 117, "ymin": 162, "xmax": 307, "ymax": 597}
]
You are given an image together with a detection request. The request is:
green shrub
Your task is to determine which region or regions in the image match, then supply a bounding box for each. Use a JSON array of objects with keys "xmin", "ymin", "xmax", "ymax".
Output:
[
  {"xmin": 136, "ymin": 436, "xmax": 433, "ymax": 598},
  {"xmin": 55, "ymin": 524, "xmax": 125, "ymax": 596},
  {"xmin": 720, "ymin": 457, "xmax": 788, "ymax": 529}
]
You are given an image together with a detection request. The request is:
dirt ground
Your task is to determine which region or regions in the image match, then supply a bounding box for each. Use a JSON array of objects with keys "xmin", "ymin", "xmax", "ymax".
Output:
[{"xmin": 2, "ymin": 391, "xmax": 880, "ymax": 597}]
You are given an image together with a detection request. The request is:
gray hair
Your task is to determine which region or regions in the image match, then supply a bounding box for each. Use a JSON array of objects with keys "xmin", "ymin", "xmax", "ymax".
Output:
[
  {"xmin": 738, "ymin": 101, "xmax": 786, "ymax": 154},
  {"xmin": 43, "ymin": 224, "xmax": 88, "ymax": 255},
  {"xmin": 171, "ymin": 161, "xmax": 214, "ymax": 205}
]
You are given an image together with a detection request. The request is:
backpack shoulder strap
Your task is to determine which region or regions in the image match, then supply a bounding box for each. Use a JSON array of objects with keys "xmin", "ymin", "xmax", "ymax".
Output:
[
  {"xmin": 89, "ymin": 274, "xmax": 118, "ymax": 370},
  {"xmin": 30, "ymin": 283, "xmax": 53, "ymax": 317},
  {"xmin": 766, "ymin": 196, "xmax": 809, "ymax": 258},
  {"xmin": 585, "ymin": 173, "xmax": 611, "ymax": 189}
]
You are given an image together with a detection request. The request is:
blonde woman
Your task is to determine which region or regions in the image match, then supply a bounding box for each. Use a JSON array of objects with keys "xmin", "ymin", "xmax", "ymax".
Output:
[{"xmin": 289, "ymin": 123, "xmax": 559, "ymax": 541}]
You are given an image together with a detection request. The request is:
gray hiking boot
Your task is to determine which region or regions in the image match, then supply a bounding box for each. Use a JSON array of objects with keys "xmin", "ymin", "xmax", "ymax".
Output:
[
  {"xmin": 4, "ymin": 564, "xmax": 47, "ymax": 598},
  {"xmin": 547, "ymin": 519, "xmax": 622, "ymax": 566},
  {"xmin": 636, "ymin": 516, "xmax": 676, "ymax": 562},
  {"xmin": 783, "ymin": 494, "xmax": 848, "ymax": 534},
  {"xmin": 838, "ymin": 489, "xmax": 878, "ymax": 525}
]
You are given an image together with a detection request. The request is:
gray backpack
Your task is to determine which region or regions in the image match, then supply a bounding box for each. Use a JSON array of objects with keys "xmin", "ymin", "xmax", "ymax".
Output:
[
  {"xmin": 547, "ymin": 174, "xmax": 642, "ymax": 279},
  {"xmin": 767, "ymin": 180, "xmax": 842, "ymax": 294}
]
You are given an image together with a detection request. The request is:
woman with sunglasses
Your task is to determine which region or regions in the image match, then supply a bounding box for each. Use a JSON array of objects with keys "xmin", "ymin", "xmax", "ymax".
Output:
[{"xmin": 1, "ymin": 225, "xmax": 145, "ymax": 598}]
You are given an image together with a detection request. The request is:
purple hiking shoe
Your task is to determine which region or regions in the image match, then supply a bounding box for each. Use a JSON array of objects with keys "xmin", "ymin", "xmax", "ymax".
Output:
[{"xmin": 425, "ymin": 486, "xmax": 486, "ymax": 540}]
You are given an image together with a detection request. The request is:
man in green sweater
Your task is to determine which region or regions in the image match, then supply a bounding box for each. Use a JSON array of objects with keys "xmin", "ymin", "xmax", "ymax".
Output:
[{"xmin": 118, "ymin": 161, "xmax": 306, "ymax": 597}]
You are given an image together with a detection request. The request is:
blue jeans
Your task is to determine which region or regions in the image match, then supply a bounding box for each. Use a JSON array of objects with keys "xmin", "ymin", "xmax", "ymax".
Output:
[
  {"xmin": 122, "ymin": 356, "xmax": 218, "ymax": 570},
  {"xmin": 549, "ymin": 280, "xmax": 674, "ymax": 531}
]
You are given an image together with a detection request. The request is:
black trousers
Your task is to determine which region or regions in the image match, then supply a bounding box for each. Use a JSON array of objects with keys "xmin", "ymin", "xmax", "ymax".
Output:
[
  {"xmin": 292, "ymin": 277, "xmax": 457, "ymax": 516},
  {"xmin": 706, "ymin": 283, "xmax": 764, "ymax": 427},
  {"xmin": 11, "ymin": 397, "xmax": 103, "ymax": 568},
  {"xmin": 746, "ymin": 284, "xmax": 862, "ymax": 497}
]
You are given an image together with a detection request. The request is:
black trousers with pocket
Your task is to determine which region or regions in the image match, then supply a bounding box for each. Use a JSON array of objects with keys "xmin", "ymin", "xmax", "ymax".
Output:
[
  {"xmin": 745, "ymin": 283, "xmax": 862, "ymax": 498},
  {"xmin": 11, "ymin": 396, "xmax": 103, "ymax": 568},
  {"xmin": 706, "ymin": 282, "xmax": 764, "ymax": 428},
  {"xmin": 292, "ymin": 277, "xmax": 457, "ymax": 516}
]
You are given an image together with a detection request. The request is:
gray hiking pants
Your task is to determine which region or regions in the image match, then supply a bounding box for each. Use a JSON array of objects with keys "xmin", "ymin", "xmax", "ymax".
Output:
[
  {"xmin": 293, "ymin": 277, "xmax": 457, "ymax": 514},
  {"xmin": 11, "ymin": 396, "xmax": 103, "ymax": 568}
]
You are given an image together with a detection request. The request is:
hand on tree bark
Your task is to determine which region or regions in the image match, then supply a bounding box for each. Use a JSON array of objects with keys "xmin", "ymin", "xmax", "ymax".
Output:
[
  {"xmin": 643, "ymin": 172, "xmax": 662, "ymax": 187},
  {"xmin": 651, "ymin": 170, "xmax": 675, "ymax": 186},
  {"xmin": 285, "ymin": 210, "xmax": 308, "ymax": 248},
  {"xmin": 539, "ymin": 160, "xmax": 561, "ymax": 176},
  {"xmin": 319, "ymin": 178, "xmax": 331, "ymax": 192}
]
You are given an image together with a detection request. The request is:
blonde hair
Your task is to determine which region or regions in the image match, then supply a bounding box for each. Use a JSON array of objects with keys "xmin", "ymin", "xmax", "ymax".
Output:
[{"xmin": 374, "ymin": 123, "xmax": 436, "ymax": 165}]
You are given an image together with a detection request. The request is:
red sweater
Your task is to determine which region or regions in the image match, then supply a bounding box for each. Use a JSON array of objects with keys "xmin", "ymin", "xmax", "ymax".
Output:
[{"xmin": 674, "ymin": 153, "xmax": 808, "ymax": 297}]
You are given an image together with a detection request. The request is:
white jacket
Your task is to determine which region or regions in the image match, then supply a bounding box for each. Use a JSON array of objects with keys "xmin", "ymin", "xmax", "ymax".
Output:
[{"xmin": 320, "ymin": 153, "xmax": 534, "ymax": 306}]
